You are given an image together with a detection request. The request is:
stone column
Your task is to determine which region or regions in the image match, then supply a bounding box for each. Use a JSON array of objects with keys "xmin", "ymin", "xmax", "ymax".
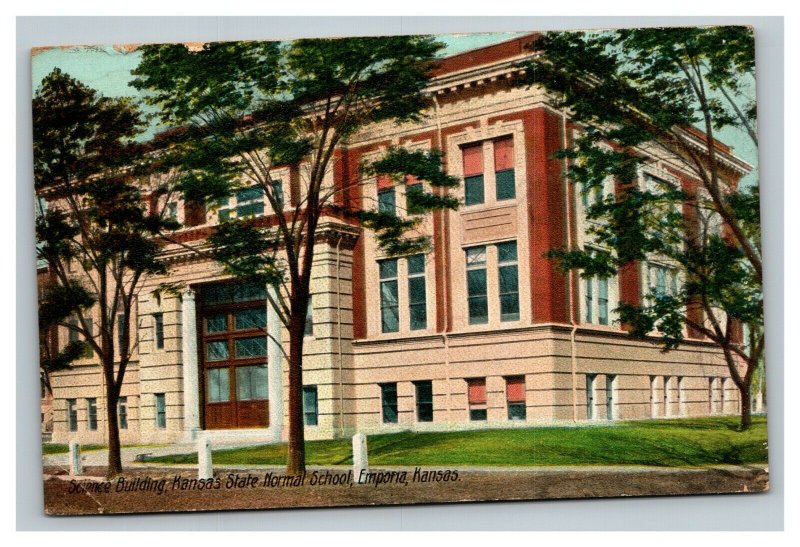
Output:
[
  {"xmin": 267, "ymin": 287, "xmax": 284, "ymax": 442},
  {"xmin": 69, "ymin": 440, "xmax": 82, "ymax": 476},
  {"xmin": 181, "ymin": 289, "xmax": 200, "ymax": 441},
  {"xmin": 352, "ymin": 433, "xmax": 368, "ymax": 484},
  {"xmin": 197, "ymin": 436, "xmax": 213, "ymax": 480}
]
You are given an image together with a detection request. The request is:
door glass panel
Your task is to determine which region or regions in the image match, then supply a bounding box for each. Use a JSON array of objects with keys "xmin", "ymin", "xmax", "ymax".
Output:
[
  {"xmin": 207, "ymin": 368, "xmax": 230, "ymax": 402},
  {"xmin": 236, "ymin": 365, "xmax": 268, "ymax": 400},
  {"xmin": 206, "ymin": 340, "xmax": 229, "ymax": 361},
  {"xmin": 234, "ymin": 336, "xmax": 267, "ymax": 358},
  {"xmin": 206, "ymin": 313, "xmax": 227, "ymax": 333},
  {"xmin": 234, "ymin": 308, "xmax": 266, "ymax": 330}
]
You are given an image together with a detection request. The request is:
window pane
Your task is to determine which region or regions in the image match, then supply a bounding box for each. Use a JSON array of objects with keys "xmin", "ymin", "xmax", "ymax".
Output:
[
  {"xmin": 303, "ymin": 386, "xmax": 318, "ymax": 426},
  {"xmin": 378, "ymin": 188, "xmax": 396, "ymax": 214},
  {"xmin": 271, "ymin": 180, "xmax": 284, "ymax": 207},
  {"xmin": 381, "ymin": 383, "xmax": 398, "ymax": 424},
  {"xmin": 207, "ymin": 369, "xmax": 230, "ymax": 402},
  {"xmin": 236, "ymin": 365, "xmax": 268, "ymax": 401},
  {"xmin": 467, "ymin": 268, "xmax": 488, "ymax": 324},
  {"xmin": 304, "ymin": 299, "xmax": 314, "ymax": 336},
  {"xmin": 206, "ymin": 313, "xmax": 227, "ymax": 333},
  {"xmin": 234, "ymin": 308, "xmax": 266, "ymax": 330},
  {"xmin": 206, "ymin": 340, "xmax": 229, "ymax": 361},
  {"xmin": 598, "ymin": 277, "xmax": 609, "ymax": 325},
  {"xmin": 236, "ymin": 202, "xmax": 265, "ymax": 217},
  {"xmin": 67, "ymin": 399, "xmax": 77, "ymax": 432},
  {"xmin": 464, "ymin": 175, "xmax": 485, "ymax": 206},
  {"xmin": 234, "ymin": 336, "xmax": 267, "ymax": 358},
  {"xmin": 233, "ymin": 283, "xmax": 266, "ymax": 302},
  {"xmin": 469, "ymin": 408, "xmax": 487, "ymax": 421},
  {"xmin": 466, "ymin": 246, "xmax": 487, "ymax": 267},
  {"xmin": 87, "ymin": 398, "xmax": 97, "ymax": 430},
  {"xmin": 407, "ymin": 254, "xmax": 425, "ymax": 275},
  {"xmin": 379, "ymin": 259, "xmax": 398, "ymax": 279},
  {"xmin": 408, "ymin": 276, "xmax": 427, "ymax": 330},
  {"xmin": 237, "ymin": 186, "xmax": 264, "ymax": 202},
  {"xmin": 118, "ymin": 397, "xmax": 128, "ymax": 429},
  {"xmin": 499, "ymin": 265, "xmax": 520, "ymax": 321},
  {"xmin": 498, "ymin": 241, "xmax": 518, "ymax": 263},
  {"xmin": 155, "ymin": 394, "xmax": 166, "ymax": 429},
  {"xmin": 380, "ymin": 280, "xmax": 399, "ymax": 333},
  {"xmin": 496, "ymin": 169, "xmax": 516, "ymax": 200},
  {"xmin": 204, "ymin": 285, "xmax": 230, "ymax": 306},
  {"xmin": 154, "ymin": 313, "xmax": 164, "ymax": 349},
  {"xmin": 585, "ymin": 278, "xmax": 593, "ymax": 323},
  {"xmin": 415, "ymin": 381, "xmax": 433, "ymax": 422},
  {"xmin": 508, "ymin": 402, "xmax": 527, "ymax": 420}
]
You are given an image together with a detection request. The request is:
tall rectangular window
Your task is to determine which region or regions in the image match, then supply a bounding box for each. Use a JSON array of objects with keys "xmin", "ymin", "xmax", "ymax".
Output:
[
  {"xmin": 598, "ymin": 278, "xmax": 609, "ymax": 325},
  {"xmin": 498, "ymin": 241, "xmax": 520, "ymax": 321},
  {"xmin": 118, "ymin": 396, "xmax": 128, "ymax": 429},
  {"xmin": 271, "ymin": 179, "xmax": 284, "ymax": 208},
  {"xmin": 155, "ymin": 393, "xmax": 167, "ymax": 429},
  {"xmin": 67, "ymin": 398, "xmax": 78, "ymax": 432},
  {"xmin": 407, "ymin": 254, "xmax": 427, "ymax": 330},
  {"xmin": 153, "ymin": 312, "xmax": 164, "ymax": 350},
  {"xmin": 586, "ymin": 374, "xmax": 596, "ymax": 420},
  {"xmin": 379, "ymin": 259, "xmax": 399, "ymax": 333},
  {"xmin": 606, "ymin": 375, "xmax": 616, "ymax": 421},
  {"xmin": 466, "ymin": 246, "xmax": 488, "ymax": 324},
  {"xmin": 117, "ymin": 313, "xmax": 126, "ymax": 354},
  {"xmin": 494, "ymin": 137, "xmax": 515, "ymax": 200},
  {"xmin": 462, "ymin": 143, "xmax": 484, "ymax": 206},
  {"xmin": 378, "ymin": 186, "xmax": 396, "ymax": 215},
  {"xmin": 303, "ymin": 386, "xmax": 318, "ymax": 426},
  {"xmin": 414, "ymin": 380, "xmax": 433, "ymax": 422},
  {"xmin": 304, "ymin": 296, "xmax": 314, "ymax": 337},
  {"xmin": 506, "ymin": 376, "xmax": 526, "ymax": 420},
  {"xmin": 648, "ymin": 263, "xmax": 679, "ymax": 297},
  {"xmin": 584, "ymin": 276, "xmax": 611, "ymax": 326},
  {"xmin": 677, "ymin": 376, "xmax": 685, "ymax": 416},
  {"xmin": 86, "ymin": 398, "xmax": 97, "ymax": 431},
  {"xmin": 650, "ymin": 376, "xmax": 658, "ymax": 418},
  {"xmin": 405, "ymin": 181, "xmax": 424, "ymax": 215},
  {"xmin": 380, "ymin": 383, "xmax": 398, "ymax": 424},
  {"xmin": 664, "ymin": 376, "xmax": 673, "ymax": 417},
  {"xmin": 467, "ymin": 378, "xmax": 487, "ymax": 421}
]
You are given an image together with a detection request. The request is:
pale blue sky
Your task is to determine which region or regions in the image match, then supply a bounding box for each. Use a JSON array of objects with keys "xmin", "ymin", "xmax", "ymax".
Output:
[{"xmin": 31, "ymin": 31, "xmax": 758, "ymax": 187}]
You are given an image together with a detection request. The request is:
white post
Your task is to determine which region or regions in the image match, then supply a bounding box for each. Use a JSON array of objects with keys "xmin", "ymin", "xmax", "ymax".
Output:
[
  {"xmin": 197, "ymin": 436, "xmax": 213, "ymax": 480},
  {"xmin": 182, "ymin": 290, "xmax": 200, "ymax": 441},
  {"xmin": 352, "ymin": 433, "xmax": 368, "ymax": 484},
  {"xmin": 267, "ymin": 287, "xmax": 284, "ymax": 442},
  {"xmin": 69, "ymin": 440, "xmax": 82, "ymax": 476}
]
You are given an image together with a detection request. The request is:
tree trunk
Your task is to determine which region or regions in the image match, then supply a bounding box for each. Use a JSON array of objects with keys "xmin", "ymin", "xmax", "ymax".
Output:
[
  {"xmin": 738, "ymin": 382, "xmax": 752, "ymax": 431},
  {"xmin": 104, "ymin": 358, "xmax": 122, "ymax": 477},
  {"xmin": 285, "ymin": 312, "xmax": 307, "ymax": 475}
]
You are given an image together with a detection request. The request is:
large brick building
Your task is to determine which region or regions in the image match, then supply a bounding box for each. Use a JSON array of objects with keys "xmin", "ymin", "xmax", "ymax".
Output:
[{"xmin": 43, "ymin": 34, "xmax": 752, "ymax": 445}]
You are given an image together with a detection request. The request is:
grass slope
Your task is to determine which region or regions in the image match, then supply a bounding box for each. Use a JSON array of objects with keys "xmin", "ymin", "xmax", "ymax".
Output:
[{"xmin": 146, "ymin": 416, "xmax": 768, "ymax": 467}]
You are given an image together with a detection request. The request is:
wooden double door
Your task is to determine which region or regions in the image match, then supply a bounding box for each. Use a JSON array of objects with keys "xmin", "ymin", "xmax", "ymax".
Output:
[{"xmin": 199, "ymin": 283, "xmax": 270, "ymax": 429}]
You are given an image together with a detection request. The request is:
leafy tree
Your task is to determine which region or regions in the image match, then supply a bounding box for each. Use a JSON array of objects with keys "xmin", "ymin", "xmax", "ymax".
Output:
[
  {"xmin": 131, "ymin": 36, "xmax": 459, "ymax": 473},
  {"xmin": 519, "ymin": 27, "xmax": 762, "ymax": 430},
  {"xmin": 34, "ymin": 69, "xmax": 176, "ymax": 475}
]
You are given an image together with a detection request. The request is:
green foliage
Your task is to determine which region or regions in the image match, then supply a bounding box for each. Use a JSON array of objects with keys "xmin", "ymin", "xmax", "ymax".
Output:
[
  {"xmin": 33, "ymin": 69, "xmax": 173, "ymax": 414},
  {"xmin": 523, "ymin": 28, "xmax": 761, "ymax": 357}
]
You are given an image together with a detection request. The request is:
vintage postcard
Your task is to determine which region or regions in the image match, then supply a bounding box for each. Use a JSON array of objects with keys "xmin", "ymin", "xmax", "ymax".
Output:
[{"xmin": 35, "ymin": 27, "xmax": 768, "ymax": 516}]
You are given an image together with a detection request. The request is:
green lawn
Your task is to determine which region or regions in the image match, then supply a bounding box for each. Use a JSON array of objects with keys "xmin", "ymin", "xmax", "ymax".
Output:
[
  {"xmin": 42, "ymin": 443, "xmax": 165, "ymax": 455},
  {"xmin": 42, "ymin": 443, "xmax": 106, "ymax": 455},
  {"xmin": 146, "ymin": 416, "xmax": 768, "ymax": 467}
]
